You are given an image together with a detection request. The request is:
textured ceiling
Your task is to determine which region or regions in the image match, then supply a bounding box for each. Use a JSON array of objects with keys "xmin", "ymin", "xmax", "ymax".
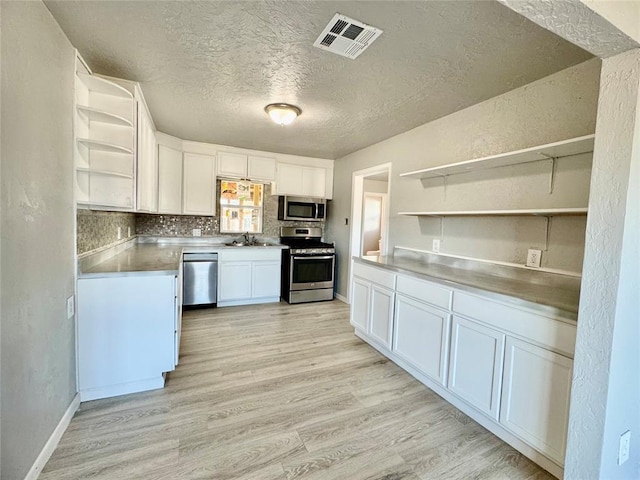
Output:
[{"xmin": 45, "ymin": 1, "xmax": 592, "ymax": 159}]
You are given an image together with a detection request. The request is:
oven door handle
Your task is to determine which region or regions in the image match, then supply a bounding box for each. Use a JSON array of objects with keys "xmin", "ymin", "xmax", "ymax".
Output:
[{"xmin": 292, "ymin": 255, "xmax": 335, "ymax": 260}]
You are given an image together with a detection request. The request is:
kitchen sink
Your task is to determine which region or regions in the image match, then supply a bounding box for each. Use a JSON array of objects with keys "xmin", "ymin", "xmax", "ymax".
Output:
[{"xmin": 224, "ymin": 241, "xmax": 276, "ymax": 247}]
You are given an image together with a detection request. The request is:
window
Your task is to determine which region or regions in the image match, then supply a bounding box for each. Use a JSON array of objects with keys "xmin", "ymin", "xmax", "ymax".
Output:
[{"xmin": 219, "ymin": 180, "xmax": 263, "ymax": 233}]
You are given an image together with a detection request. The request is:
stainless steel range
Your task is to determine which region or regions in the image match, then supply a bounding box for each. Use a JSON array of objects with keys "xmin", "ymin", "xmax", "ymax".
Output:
[{"xmin": 280, "ymin": 227, "xmax": 335, "ymax": 304}]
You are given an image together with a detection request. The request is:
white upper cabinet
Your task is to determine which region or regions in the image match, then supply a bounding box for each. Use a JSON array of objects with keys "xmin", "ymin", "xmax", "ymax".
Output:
[
  {"xmin": 157, "ymin": 145, "xmax": 183, "ymax": 214},
  {"xmin": 218, "ymin": 151, "xmax": 276, "ymax": 182},
  {"xmin": 136, "ymin": 92, "xmax": 157, "ymax": 213},
  {"xmin": 183, "ymin": 153, "xmax": 216, "ymax": 216},
  {"xmin": 248, "ymin": 156, "xmax": 276, "ymax": 181},
  {"xmin": 275, "ymin": 163, "xmax": 327, "ymax": 198}
]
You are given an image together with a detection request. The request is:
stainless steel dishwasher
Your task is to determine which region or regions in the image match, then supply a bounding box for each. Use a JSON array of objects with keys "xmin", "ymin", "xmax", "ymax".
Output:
[{"xmin": 183, "ymin": 253, "xmax": 218, "ymax": 307}]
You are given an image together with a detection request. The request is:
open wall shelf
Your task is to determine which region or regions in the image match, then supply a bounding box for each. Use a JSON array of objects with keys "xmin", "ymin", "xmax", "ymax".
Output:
[
  {"xmin": 400, "ymin": 135, "xmax": 595, "ymax": 179},
  {"xmin": 77, "ymin": 138, "xmax": 134, "ymax": 155},
  {"xmin": 398, "ymin": 208, "xmax": 588, "ymax": 217},
  {"xmin": 77, "ymin": 72, "xmax": 132, "ymax": 99}
]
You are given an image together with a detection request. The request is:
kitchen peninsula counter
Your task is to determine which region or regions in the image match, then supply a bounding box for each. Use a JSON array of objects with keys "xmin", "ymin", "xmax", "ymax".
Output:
[{"xmin": 356, "ymin": 250, "xmax": 581, "ymax": 320}]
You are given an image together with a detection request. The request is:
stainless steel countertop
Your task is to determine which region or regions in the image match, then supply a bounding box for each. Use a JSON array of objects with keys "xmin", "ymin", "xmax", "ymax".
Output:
[
  {"xmin": 356, "ymin": 254, "xmax": 581, "ymax": 320},
  {"xmin": 80, "ymin": 241, "xmax": 287, "ymax": 278}
]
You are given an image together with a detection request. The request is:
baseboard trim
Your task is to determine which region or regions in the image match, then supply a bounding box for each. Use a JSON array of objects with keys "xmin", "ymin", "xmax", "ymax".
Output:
[
  {"xmin": 79, "ymin": 377, "xmax": 165, "ymax": 402},
  {"xmin": 334, "ymin": 292, "xmax": 348, "ymax": 304},
  {"xmin": 25, "ymin": 393, "xmax": 80, "ymax": 480}
]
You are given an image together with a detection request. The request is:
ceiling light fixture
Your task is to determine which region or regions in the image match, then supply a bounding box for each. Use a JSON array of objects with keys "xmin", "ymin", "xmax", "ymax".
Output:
[{"xmin": 264, "ymin": 103, "xmax": 301, "ymax": 126}]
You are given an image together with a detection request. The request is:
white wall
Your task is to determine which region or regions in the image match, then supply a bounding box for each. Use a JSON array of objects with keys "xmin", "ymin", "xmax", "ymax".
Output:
[
  {"xmin": 0, "ymin": 2, "xmax": 77, "ymax": 478},
  {"xmin": 326, "ymin": 59, "xmax": 601, "ymax": 297},
  {"xmin": 565, "ymin": 48, "xmax": 640, "ymax": 480}
]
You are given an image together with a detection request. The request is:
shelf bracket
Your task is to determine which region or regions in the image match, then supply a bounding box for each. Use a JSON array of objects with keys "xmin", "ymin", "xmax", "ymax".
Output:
[
  {"xmin": 546, "ymin": 157, "xmax": 558, "ymax": 194},
  {"xmin": 442, "ymin": 175, "xmax": 448, "ymax": 202},
  {"xmin": 543, "ymin": 216, "xmax": 551, "ymax": 251}
]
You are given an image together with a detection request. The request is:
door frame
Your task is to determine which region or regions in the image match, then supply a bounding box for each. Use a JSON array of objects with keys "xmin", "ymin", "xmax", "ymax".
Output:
[{"xmin": 348, "ymin": 162, "xmax": 392, "ymax": 303}]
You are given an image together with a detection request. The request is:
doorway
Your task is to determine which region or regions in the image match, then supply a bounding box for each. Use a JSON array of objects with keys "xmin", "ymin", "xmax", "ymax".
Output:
[{"xmin": 348, "ymin": 163, "xmax": 392, "ymax": 301}]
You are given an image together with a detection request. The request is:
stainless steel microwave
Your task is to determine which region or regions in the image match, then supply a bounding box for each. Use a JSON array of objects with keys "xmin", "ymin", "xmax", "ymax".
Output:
[{"xmin": 278, "ymin": 196, "xmax": 326, "ymax": 222}]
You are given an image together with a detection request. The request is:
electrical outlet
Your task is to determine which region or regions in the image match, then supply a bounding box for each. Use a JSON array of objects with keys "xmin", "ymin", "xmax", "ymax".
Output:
[
  {"xmin": 432, "ymin": 239, "xmax": 441, "ymax": 253},
  {"xmin": 526, "ymin": 249, "xmax": 542, "ymax": 268},
  {"xmin": 127, "ymin": 226, "xmax": 131, "ymax": 237},
  {"xmin": 192, "ymin": 228, "xmax": 202, "ymax": 237},
  {"xmin": 619, "ymin": 430, "xmax": 631, "ymax": 465},
  {"xmin": 66, "ymin": 295, "xmax": 74, "ymax": 319},
  {"xmin": 117, "ymin": 227, "xmax": 122, "ymax": 240}
]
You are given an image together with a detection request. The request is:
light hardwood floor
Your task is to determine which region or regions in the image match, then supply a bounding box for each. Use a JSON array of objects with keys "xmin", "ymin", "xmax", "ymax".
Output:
[{"xmin": 41, "ymin": 300, "xmax": 555, "ymax": 480}]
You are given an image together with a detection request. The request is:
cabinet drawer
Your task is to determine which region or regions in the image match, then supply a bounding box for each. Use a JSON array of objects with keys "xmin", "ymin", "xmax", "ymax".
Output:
[
  {"xmin": 352, "ymin": 263, "xmax": 396, "ymax": 289},
  {"xmin": 453, "ymin": 292, "xmax": 576, "ymax": 357},
  {"xmin": 396, "ymin": 274, "xmax": 452, "ymax": 310}
]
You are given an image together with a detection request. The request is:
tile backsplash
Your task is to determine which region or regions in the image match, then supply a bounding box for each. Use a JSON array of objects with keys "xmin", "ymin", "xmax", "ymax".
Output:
[
  {"xmin": 136, "ymin": 182, "xmax": 324, "ymax": 238},
  {"xmin": 78, "ymin": 183, "xmax": 327, "ymax": 251},
  {"xmin": 77, "ymin": 210, "xmax": 136, "ymax": 254}
]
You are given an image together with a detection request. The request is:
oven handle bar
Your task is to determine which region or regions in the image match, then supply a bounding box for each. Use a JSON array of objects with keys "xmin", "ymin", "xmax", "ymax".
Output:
[{"xmin": 292, "ymin": 255, "xmax": 335, "ymax": 260}]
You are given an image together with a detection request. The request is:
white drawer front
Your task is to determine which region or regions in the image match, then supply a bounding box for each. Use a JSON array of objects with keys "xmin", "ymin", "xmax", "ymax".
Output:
[
  {"xmin": 353, "ymin": 263, "xmax": 396, "ymax": 290},
  {"xmin": 217, "ymin": 248, "xmax": 282, "ymax": 262},
  {"xmin": 453, "ymin": 291, "xmax": 576, "ymax": 357},
  {"xmin": 396, "ymin": 274, "xmax": 452, "ymax": 310}
]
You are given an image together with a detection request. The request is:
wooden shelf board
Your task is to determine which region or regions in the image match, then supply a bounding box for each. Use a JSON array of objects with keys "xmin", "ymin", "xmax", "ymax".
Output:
[
  {"xmin": 77, "ymin": 73, "xmax": 132, "ymax": 99},
  {"xmin": 77, "ymin": 105, "xmax": 133, "ymax": 127},
  {"xmin": 76, "ymin": 167, "xmax": 133, "ymax": 179},
  {"xmin": 400, "ymin": 135, "xmax": 595, "ymax": 179},
  {"xmin": 77, "ymin": 138, "xmax": 133, "ymax": 155},
  {"xmin": 398, "ymin": 208, "xmax": 588, "ymax": 217}
]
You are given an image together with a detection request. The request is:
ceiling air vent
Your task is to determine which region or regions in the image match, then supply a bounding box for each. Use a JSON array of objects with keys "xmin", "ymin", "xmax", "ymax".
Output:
[{"xmin": 313, "ymin": 13, "xmax": 382, "ymax": 60}]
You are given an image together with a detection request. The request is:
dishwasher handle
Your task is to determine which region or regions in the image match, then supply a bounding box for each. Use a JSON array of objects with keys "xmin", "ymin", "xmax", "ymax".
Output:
[{"xmin": 183, "ymin": 253, "xmax": 219, "ymax": 262}]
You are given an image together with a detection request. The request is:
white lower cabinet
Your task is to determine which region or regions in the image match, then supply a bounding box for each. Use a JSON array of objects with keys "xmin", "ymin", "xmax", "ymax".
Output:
[
  {"xmin": 393, "ymin": 294, "xmax": 450, "ymax": 386},
  {"xmin": 350, "ymin": 277, "xmax": 370, "ymax": 332},
  {"xmin": 500, "ymin": 337, "xmax": 573, "ymax": 465},
  {"xmin": 369, "ymin": 285, "xmax": 395, "ymax": 349},
  {"xmin": 77, "ymin": 274, "xmax": 177, "ymax": 401},
  {"xmin": 219, "ymin": 262, "xmax": 252, "ymax": 301},
  {"xmin": 251, "ymin": 261, "xmax": 282, "ymax": 299},
  {"xmin": 448, "ymin": 315, "xmax": 505, "ymax": 420},
  {"xmin": 349, "ymin": 260, "xmax": 576, "ymax": 476},
  {"xmin": 350, "ymin": 263, "xmax": 396, "ymax": 350},
  {"xmin": 218, "ymin": 249, "xmax": 282, "ymax": 307}
]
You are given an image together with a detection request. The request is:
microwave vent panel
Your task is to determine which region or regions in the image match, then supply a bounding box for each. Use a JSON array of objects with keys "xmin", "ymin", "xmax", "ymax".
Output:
[{"xmin": 313, "ymin": 13, "xmax": 383, "ymax": 60}]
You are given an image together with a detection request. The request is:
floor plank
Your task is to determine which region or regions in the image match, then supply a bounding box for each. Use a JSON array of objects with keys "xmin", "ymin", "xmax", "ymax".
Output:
[{"xmin": 40, "ymin": 300, "xmax": 555, "ymax": 479}]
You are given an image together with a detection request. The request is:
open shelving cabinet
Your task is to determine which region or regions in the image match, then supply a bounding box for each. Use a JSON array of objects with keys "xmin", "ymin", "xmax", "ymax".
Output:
[{"xmin": 74, "ymin": 60, "xmax": 136, "ymax": 210}]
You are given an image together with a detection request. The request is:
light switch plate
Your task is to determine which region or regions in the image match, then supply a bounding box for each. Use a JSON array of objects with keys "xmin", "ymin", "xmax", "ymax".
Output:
[
  {"xmin": 66, "ymin": 295, "xmax": 74, "ymax": 319},
  {"xmin": 192, "ymin": 228, "xmax": 202, "ymax": 237},
  {"xmin": 117, "ymin": 227, "xmax": 122, "ymax": 240},
  {"xmin": 526, "ymin": 249, "xmax": 542, "ymax": 268},
  {"xmin": 432, "ymin": 239, "xmax": 441, "ymax": 253},
  {"xmin": 619, "ymin": 430, "xmax": 631, "ymax": 465}
]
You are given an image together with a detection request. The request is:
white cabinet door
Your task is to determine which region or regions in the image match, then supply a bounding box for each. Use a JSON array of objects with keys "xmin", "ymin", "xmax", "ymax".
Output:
[
  {"xmin": 136, "ymin": 102, "xmax": 158, "ymax": 212},
  {"xmin": 275, "ymin": 163, "xmax": 327, "ymax": 197},
  {"xmin": 251, "ymin": 261, "xmax": 281, "ymax": 298},
  {"xmin": 369, "ymin": 284, "xmax": 394, "ymax": 349},
  {"xmin": 248, "ymin": 155, "xmax": 276, "ymax": 181},
  {"xmin": 219, "ymin": 262, "xmax": 252, "ymax": 301},
  {"xmin": 276, "ymin": 163, "xmax": 304, "ymax": 195},
  {"xmin": 302, "ymin": 166, "xmax": 326, "ymax": 198},
  {"xmin": 500, "ymin": 337, "xmax": 573, "ymax": 465},
  {"xmin": 393, "ymin": 294, "xmax": 451, "ymax": 386},
  {"xmin": 350, "ymin": 277, "xmax": 370, "ymax": 332},
  {"xmin": 158, "ymin": 145, "xmax": 183, "ymax": 214},
  {"xmin": 448, "ymin": 315, "xmax": 505, "ymax": 419},
  {"xmin": 183, "ymin": 152, "xmax": 216, "ymax": 215},
  {"xmin": 217, "ymin": 151, "xmax": 247, "ymax": 178}
]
